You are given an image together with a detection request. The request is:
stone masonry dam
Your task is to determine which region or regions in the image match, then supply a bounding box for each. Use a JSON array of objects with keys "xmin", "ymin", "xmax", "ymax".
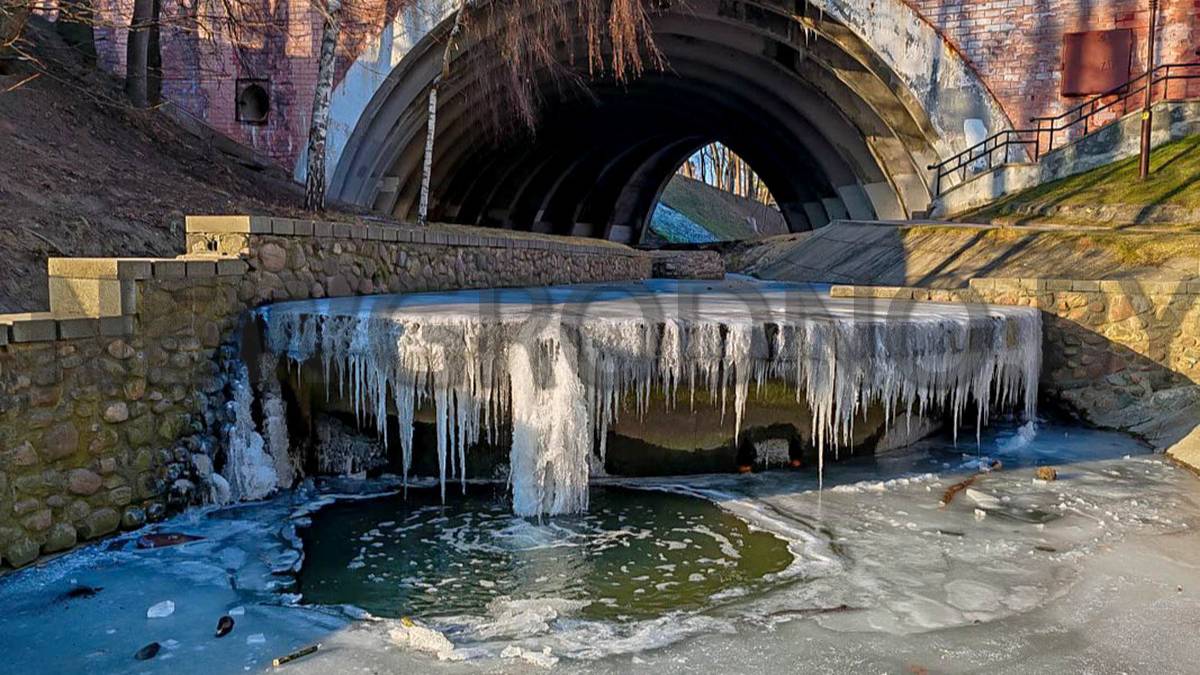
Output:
[
  {"xmin": 1, "ymin": 216, "xmax": 1197, "ymax": 568},
  {"xmin": 246, "ymin": 279, "xmax": 1041, "ymax": 516}
]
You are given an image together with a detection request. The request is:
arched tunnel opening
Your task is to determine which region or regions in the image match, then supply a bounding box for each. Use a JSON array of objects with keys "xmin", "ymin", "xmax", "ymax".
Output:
[
  {"xmin": 647, "ymin": 142, "xmax": 787, "ymax": 245},
  {"xmin": 331, "ymin": 0, "xmax": 943, "ymax": 243}
]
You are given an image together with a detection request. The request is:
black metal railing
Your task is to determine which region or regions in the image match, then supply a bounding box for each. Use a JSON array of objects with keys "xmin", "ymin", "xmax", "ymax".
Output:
[{"xmin": 929, "ymin": 62, "xmax": 1200, "ymax": 196}]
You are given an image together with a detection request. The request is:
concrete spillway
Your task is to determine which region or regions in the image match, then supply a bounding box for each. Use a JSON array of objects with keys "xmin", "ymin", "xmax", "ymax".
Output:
[{"xmin": 241, "ymin": 279, "xmax": 1041, "ymax": 516}]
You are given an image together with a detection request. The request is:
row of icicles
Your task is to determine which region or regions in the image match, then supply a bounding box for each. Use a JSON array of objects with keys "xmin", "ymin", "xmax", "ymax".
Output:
[{"xmin": 220, "ymin": 308, "xmax": 1041, "ymax": 516}]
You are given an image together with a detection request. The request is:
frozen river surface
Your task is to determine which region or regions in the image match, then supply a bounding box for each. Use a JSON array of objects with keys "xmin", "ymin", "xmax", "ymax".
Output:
[{"xmin": 2, "ymin": 421, "xmax": 1199, "ymax": 673}]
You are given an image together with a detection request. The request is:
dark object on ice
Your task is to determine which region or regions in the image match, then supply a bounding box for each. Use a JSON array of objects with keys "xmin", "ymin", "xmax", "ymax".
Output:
[
  {"xmin": 56, "ymin": 585, "xmax": 102, "ymax": 602},
  {"xmin": 939, "ymin": 474, "xmax": 980, "ymax": 507},
  {"xmin": 134, "ymin": 642, "xmax": 161, "ymax": 661},
  {"xmin": 215, "ymin": 615, "xmax": 235, "ymax": 638},
  {"xmin": 136, "ymin": 532, "xmax": 205, "ymax": 549},
  {"xmin": 1034, "ymin": 545, "xmax": 1057, "ymax": 552},
  {"xmin": 1036, "ymin": 466, "xmax": 1058, "ymax": 481},
  {"xmin": 765, "ymin": 604, "xmax": 854, "ymax": 620},
  {"xmin": 272, "ymin": 643, "xmax": 320, "ymax": 667}
]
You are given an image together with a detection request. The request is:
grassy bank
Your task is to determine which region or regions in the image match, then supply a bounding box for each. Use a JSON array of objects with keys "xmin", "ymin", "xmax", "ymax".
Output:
[{"xmin": 972, "ymin": 135, "xmax": 1200, "ymax": 228}]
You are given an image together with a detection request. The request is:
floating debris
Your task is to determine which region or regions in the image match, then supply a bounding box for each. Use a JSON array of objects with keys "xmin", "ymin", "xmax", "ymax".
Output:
[
  {"xmin": 215, "ymin": 615, "xmax": 235, "ymax": 638},
  {"xmin": 272, "ymin": 644, "xmax": 320, "ymax": 667},
  {"xmin": 136, "ymin": 533, "xmax": 204, "ymax": 549},
  {"xmin": 1036, "ymin": 466, "xmax": 1058, "ymax": 481},
  {"xmin": 56, "ymin": 585, "xmax": 101, "ymax": 602},
  {"xmin": 940, "ymin": 475, "xmax": 981, "ymax": 507},
  {"xmin": 134, "ymin": 642, "xmax": 161, "ymax": 661}
]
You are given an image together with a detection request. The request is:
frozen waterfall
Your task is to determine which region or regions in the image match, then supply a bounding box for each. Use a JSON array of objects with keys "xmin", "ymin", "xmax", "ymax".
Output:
[{"xmin": 256, "ymin": 279, "xmax": 1042, "ymax": 516}]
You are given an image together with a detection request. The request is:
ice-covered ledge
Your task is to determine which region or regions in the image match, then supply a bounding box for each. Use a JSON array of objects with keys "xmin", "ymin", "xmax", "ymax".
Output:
[{"xmin": 254, "ymin": 279, "xmax": 1042, "ymax": 516}]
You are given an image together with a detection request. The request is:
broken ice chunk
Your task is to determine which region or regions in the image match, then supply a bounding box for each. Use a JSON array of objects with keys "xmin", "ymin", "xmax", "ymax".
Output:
[{"xmin": 146, "ymin": 600, "xmax": 175, "ymax": 619}]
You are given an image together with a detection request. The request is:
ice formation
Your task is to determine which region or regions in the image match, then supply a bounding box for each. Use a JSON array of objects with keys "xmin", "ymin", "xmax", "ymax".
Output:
[
  {"xmin": 257, "ymin": 280, "xmax": 1041, "ymax": 516},
  {"xmin": 222, "ymin": 364, "xmax": 280, "ymax": 501}
]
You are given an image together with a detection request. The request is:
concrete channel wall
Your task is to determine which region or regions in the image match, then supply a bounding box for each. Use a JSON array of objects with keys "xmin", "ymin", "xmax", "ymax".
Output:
[
  {"xmin": 830, "ymin": 279, "xmax": 1200, "ymax": 464},
  {"xmin": 0, "ymin": 217, "xmax": 652, "ymax": 569}
]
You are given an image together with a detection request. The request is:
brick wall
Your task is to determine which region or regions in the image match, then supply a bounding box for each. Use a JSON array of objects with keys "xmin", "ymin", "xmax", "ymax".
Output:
[{"xmin": 908, "ymin": 0, "xmax": 1200, "ymax": 127}]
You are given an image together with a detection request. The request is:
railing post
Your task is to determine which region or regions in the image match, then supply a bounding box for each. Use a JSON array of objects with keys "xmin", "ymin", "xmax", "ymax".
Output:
[{"xmin": 1139, "ymin": 0, "xmax": 1159, "ymax": 180}]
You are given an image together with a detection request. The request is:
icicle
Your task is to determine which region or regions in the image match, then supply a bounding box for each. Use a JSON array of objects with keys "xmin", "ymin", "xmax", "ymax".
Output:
[{"xmin": 256, "ymin": 285, "xmax": 1042, "ymax": 516}]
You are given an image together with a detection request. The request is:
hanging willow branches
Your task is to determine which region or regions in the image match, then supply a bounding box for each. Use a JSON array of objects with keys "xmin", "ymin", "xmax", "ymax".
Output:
[{"xmin": 456, "ymin": 0, "xmax": 665, "ymax": 135}]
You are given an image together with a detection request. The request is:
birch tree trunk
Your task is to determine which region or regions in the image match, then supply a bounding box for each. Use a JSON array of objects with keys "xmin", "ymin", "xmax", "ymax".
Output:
[
  {"xmin": 304, "ymin": 0, "xmax": 343, "ymax": 212},
  {"xmin": 417, "ymin": 0, "xmax": 467, "ymax": 225}
]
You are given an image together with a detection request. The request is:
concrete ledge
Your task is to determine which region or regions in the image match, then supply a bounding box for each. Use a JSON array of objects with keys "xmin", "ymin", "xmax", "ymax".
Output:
[
  {"xmin": 185, "ymin": 215, "xmax": 272, "ymax": 234},
  {"xmin": 48, "ymin": 258, "xmax": 154, "ymax": 280},
  {"xmin": 0, "ymin": 312, "xmax": 136, "ymax": 345}
]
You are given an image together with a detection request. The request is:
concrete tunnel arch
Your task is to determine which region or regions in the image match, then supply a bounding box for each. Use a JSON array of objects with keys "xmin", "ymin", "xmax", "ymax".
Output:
[{"xmin": 329, "ymin": 0, "xmax": 1011, "ymax": 243}]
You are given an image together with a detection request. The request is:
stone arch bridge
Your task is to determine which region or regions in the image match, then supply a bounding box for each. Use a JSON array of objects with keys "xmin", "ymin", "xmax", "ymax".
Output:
[{"xmin": 326, "ymin": 0, "xmax": 1010, "ymax": 243}]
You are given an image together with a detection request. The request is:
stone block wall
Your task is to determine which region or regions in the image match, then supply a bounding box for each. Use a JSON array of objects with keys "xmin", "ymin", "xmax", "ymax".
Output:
[
  {"xmin": 0, "ymin": 216, "xmax": 651, "ymax": 569},
  {"xmin": 185, "ymin": 217, "xmax": 651, "ymax": 304},
  {"xmin": 648, "ymin": 250, "xmax": 726, "ymax": 280},
  {"xmin": 0, "ymin": 270, "xmax": 245, "ymax": 569}
]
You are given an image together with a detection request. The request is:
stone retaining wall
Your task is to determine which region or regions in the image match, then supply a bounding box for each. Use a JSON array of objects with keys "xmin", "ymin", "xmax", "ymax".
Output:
[
  {"xmin": 0, "ymin": 217, "xmax": 651, "ymax": 569},
  {"xmin": 648, "ymin": 250, "xmax": 725, "ymax": 280},
  {"xmin": 831, "ymin": 278, "xmax": 1200, "ymax": 460}
]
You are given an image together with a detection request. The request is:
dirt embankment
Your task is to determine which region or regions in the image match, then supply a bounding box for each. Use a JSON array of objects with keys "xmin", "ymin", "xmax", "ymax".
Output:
[{"xmin": 0, "ymin": 20, "xmax": 329, "ymax": 312}]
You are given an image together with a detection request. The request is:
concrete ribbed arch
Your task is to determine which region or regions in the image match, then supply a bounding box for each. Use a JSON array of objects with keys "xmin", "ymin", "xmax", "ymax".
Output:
[{"xmin": 330, "ymin": 0, "xmax": 1007, "ymax": 241}]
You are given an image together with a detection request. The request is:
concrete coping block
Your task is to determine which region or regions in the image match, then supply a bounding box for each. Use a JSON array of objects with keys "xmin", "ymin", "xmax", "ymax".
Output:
[
  {"xmin": 1145, "ymin": 280, "xmax": 1192, "ymax": 295},
  {"xmin": 48, "ymin": 258, "xmax": 154, "ymax": 280},
  {"xmin": 990, "ymin": 278, "xmax": 1022, "ymax": 291},
  {"xmin": 1071, "ymin": 280, "xmax": 1101, "ymax": 292},
  {"xmin": 1098, "ymin": 280, "xmax": 1129, "ymax": 293},
  {"xmin": 99, "ymin": 315, "xmax": 135, "ymax": 336},
  {"xmin": 0, "ymin": 313, "xmax": 59, "ymax": 342},
  {"xmin": 1188, "ymin": 281, "xmax": 1200, "ymax": 294},
  {"xmin": 350, "ymin": 224, "xmax": 369, "ymax": 240},
  {"xmin": 1018, "ymin": 278, "xmax": 1042, "ymax": 291},
  {"xmin": 332, "ymin": 223, "xmax": 352, "ymax": 239},
  {"xmin": 367, "ymin": 225, "xmax": 385, "ymax": 241},
  {"xmin": 57, "ymin": 317, "xmax": 101, "ymax": 339},
  {"xmin": 216, "ymin": 258, "xmax": 250, "ymax": 276},
  {"xmin": 314, "ymin": 221, "xmax": 334, "ymax": 238},
  {"xmin": 184, "ymin": 260, "xmax": 218, "ymax": 277},
  {"xmin": 186, "ymin": 215, "xmax": 272, "ymax": 234},
  {"xmin": 0, "ymin": 324, "xmax": 7, "ymax": 346},
  {"xmin": 829, "ymin": 285, "xmax": 856, "ymax": 298},
  {"xmin": 383, "ymin": 228, "xmax": 400, "ymax": 242},
  {"xmin": 294, "ymin": 220, "xmax": 315, "ymax": 237},
  {"xmin": 271, "ymin": 218, "xmax": 296, "ymax": 236},
  {"xmin": 151, "ymin": 260, "xmax": 187, "ymax": 278},
  {"xmin": 1044, "ymin": 279, "xmax": 1074, "ymax": 292}
]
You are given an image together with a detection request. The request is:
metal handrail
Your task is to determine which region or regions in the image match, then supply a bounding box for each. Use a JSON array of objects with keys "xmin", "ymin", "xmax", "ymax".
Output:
[{"xmin": 928, "ymin": 62, "xmax": 1200, "ymax": 196}]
